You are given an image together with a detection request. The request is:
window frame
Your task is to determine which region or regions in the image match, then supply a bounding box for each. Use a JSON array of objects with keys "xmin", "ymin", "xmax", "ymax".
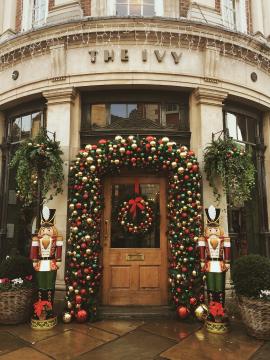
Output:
[
  {"xmin": 22, "ymin": 0, "xmax": 48, "ymax": 32},
  {"xmin": 221, "ymin": 0, "xmax": 247, "ymax": 33},
  {"xmin": 108, "ymin": 0, "xmax": 164, "ymax": 17}
]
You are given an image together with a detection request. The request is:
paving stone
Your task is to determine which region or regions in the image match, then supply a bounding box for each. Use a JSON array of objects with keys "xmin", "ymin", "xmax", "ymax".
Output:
[
  {"xmin": 33, "ymin": 329, "xmax": 103, "ymax": 360},
  {"xmin": 76, "ymin": 329, "xmax": 176, "ymax": 360},
  {"xmin": 0, "ymin": 331, "xmax": 27, "ymax": 356},
  {"xmin": 141, "ymin": 319, "xmax": 202, "ymax": 342},
  {"xmin": 160, "ymin": 322, "xmax": 264, "ymax": 360},
  {"xmin": 91, "ymin": 319, "xmax": 144, "ymax": 336},
  {"xmin": 0, "ymin": 322, "xmax": 68, "ymax": 344},
  {"xmin": 0, "ymin": 347, "xmax": 52, "ymax": 360},
  {"xmin": 250, "ymin": 342, "xmax": 270, "ymax": 360}
]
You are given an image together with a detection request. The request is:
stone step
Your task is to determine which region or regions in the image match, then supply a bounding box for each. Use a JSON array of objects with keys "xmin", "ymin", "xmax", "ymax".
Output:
[{"xmin": 99, "ymin": 306, "xmax": 176, "ymax": 320}]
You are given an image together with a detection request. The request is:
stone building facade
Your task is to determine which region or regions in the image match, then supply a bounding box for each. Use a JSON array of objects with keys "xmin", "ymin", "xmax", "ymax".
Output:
[{"xmin": 0, "ymin": 0, "xmax": 270, "ymax": 298}]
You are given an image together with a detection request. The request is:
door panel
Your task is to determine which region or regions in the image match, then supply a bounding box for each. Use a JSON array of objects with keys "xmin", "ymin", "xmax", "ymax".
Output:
[{"xmin": 102, "ymin": 176, "xmax": 167, "ymax": 306}]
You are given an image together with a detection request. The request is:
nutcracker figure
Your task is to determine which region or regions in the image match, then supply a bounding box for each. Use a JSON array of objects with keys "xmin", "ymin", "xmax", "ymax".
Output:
[
  {"xmin": 30, "ymin": 207, "xmax": 63, "ymax": 329},
  {"xmin": 198, "ymin": 205, "xmax": 231, "ymax": 333},
  {"xmin": 198, "ymin": 206, "xmax": 231, "ymax": 305}
]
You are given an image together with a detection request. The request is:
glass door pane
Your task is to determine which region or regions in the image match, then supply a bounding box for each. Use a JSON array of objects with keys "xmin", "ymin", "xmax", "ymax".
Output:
[{"xmin": 110, "ymin": 183, "xmax": 160, "ymax": 248}]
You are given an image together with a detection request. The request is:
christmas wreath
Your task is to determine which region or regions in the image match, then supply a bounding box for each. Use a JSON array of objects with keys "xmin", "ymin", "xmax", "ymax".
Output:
[{"xmin": 118, "ymin": 195, "xmax": 154, "ymax": 235}]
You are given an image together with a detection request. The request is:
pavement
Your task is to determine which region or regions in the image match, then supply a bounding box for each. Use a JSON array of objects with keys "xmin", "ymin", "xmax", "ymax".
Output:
[{"xmin": 0, "ymin": 318, "xmax": 269, "ymax": 360}]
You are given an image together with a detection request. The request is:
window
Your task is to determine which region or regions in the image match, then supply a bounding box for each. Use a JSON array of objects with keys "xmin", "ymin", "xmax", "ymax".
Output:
[
  {"xmin": 224, "ymin": 109, "xmax": 267, "ymax": 259},
  {"xmin": 84, "ymin": 102, "xmax": 186, "ymax": 130},
  {"xmin": 9, "ymin": 111, "xmax": 43, "ymax": 143},
  {"xmin": 108, "ymin": 0, "xmax": 163, "ymax": 17},
  {"xmin": 221, "ymin": 0, "xmax": 247, "ymax": 33},
  {"xmin": 22, "ymin": 0, "xmax": 48, "ymax": 31}
]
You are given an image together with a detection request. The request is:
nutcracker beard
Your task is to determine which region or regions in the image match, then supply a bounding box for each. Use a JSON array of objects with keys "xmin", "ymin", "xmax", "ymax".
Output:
[
  {"xmin": 36, "ymin": 270, "xmax": 57, "ymax": 304},
  {"xmin": 206, "ymin": 272, "xmax": 226, "ymax": 307}
]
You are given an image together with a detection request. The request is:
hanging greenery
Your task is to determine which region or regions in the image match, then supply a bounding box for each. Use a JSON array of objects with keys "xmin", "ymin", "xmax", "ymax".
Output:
[
  {"xmin": 204, "ymin": 137, "xmax": 256, "ymax": 207},
  {"xmin": 10, "ymin": 129, "xmax": 64, "ymax": 207}
]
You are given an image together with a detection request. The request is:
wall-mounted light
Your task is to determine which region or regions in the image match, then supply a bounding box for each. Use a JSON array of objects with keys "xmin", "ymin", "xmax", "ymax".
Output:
[{"xmin": 12, "ymin": 70, "xmax": 19, "ymax": 80}]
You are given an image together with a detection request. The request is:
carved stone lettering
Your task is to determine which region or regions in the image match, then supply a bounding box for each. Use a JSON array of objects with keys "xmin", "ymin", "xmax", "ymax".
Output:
[
  {"xmin": 89, "ymin": 50, "xmax": 98, "ymax": 63},
  {"xmin": 142, "ymin": 49, "xmax": 148, "ymax": 62},
  {"xmin": 154, "ymin": 50, "xmax": 166, "ymax": 63},
  {"xmin": 171, "ymin": 51, "xmax": 182, "ymax": 64},
  {"xmin": 104, "ymin": 50, "xmax": 114, "ymax": 62},
  {"xmin": 121, "ymin": 49, "xmax": 129, "ymax": 62}
]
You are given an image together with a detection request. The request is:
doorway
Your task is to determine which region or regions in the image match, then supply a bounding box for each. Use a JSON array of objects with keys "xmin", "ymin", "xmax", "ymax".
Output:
[{"xmin": 102, "ymin": 176, "xmax": 168, "ymax": 305}]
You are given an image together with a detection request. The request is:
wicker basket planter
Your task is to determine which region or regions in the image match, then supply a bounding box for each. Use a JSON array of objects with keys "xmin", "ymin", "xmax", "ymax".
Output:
[
  {"xmin": 0, "ymin": 288, "xmax": 34, "ymax": 325},
  {"xmin": 238, "ymin": 295, "xmax": 270, "ymax": 340}
]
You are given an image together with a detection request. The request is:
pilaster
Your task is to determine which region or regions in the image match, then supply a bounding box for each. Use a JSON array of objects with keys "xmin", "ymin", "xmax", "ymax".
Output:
[
  {"xmin": 262, "ymin": 0, "xmax": 270, "ymax": 38},
  {"xmin": 0, "ymin": 0, "xmax": 17, "ymax": 42},
  {"xmin": 251, "ymin": 0, "xmax": 264, "ymax": 36},
  {"xmin": 190, "ymin": 87, "xmax": 228, "ymax": 231},
  {"xmin": 42, "ymin": 87, "xmax": 81, "ymax": 289},
  {"xmin": 47, "ymin": 0, "xmax": 83, "ymax": 24},
  {"xmin": 263, "ymin": 112, "xmax": 270, "ymax": 233}
]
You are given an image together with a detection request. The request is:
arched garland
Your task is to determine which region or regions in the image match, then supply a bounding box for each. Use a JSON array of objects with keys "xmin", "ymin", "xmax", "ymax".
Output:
[{"xmin": 64, "ymin": 135, "xmax": 203, "ymax": 323}]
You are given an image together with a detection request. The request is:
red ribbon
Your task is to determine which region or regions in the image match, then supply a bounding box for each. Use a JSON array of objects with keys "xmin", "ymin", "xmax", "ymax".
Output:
[
  {"xmin": 34, "ymin": 300, "xmax": 52, "ymax": 318},
  {"xmin": 129, "ymin": 197, "xmax": 144, "ymax": 218}
]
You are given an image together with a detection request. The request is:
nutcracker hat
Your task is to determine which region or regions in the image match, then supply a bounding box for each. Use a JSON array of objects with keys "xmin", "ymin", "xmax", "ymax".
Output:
[
  {"xmin": 41, "ymin": 206, "xmax": 56, "ymax": 227},
  {"xmin": 205, "ymin": 205, "xmax": 220, "ymax": 227}
]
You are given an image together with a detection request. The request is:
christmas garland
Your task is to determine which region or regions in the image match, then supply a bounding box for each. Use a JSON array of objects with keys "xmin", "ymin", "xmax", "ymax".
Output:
[
  {"xmin": 204, "ymin": 137, "xmax": 256, "ymax": 207},
  {"xmin": 64, "ymin": 135, "xmax": 203, "ymax": 323},
  {"xmin": 118, "ymin": 195, "xmax": 154, "ymax": 235},
  {"xmin": 10, "ymin": 129, "xmax": 64, "ymax": 207}
]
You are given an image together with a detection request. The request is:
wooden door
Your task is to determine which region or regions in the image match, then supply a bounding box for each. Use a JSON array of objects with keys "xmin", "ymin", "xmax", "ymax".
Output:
[{"xmin": 102, "ymin": 176, "xmax": 168, "ymax": 305}]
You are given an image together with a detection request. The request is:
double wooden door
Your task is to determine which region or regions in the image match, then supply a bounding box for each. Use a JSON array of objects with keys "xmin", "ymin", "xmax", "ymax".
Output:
[{"xmin": 102, "ymin": 176, "xmax": 168, "ymax": 305}]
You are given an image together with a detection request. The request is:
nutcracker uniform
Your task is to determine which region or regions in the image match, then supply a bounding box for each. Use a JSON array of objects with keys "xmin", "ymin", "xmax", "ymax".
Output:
[
  {"xmin": 198, "ymin": 206, "xmax": 231, "ymax": 306},
  {"xmin": 30, "ymin": 208, "xmax": 63, "ymax": 304}
]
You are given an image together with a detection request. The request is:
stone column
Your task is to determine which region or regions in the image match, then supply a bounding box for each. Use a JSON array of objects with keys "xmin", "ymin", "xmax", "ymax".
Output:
[
  {"xmin": 42, "ymin": 88, "xmax": 81, "ymax": 292},
  {"xmin": 250, "ymin": 0, "xmax": 264, "ymax": 35},
  {"xmin": 47, "ymin": 0, "xmax": 83, "ymax": 23},
  {"xmin": 262, "ymin": 0, "xmax": 270, "ymax": 38},
  {"xmin": 0, "ymin": 0, "xmax": 17, "ymax": 41},
  {"xmin": 0, "ymin": 111, "xmax": 6, "ymax": 256},
  {"xmin": 0, "ymin": 1, "xmax": 4, "ymax": 35},
  {"xmin": 263, "ymin": 112, "xmax": 270, "ymax": 256},
  {"xmin": 190, "ymin": 87, "xmax": 232, "ymax": 291}
]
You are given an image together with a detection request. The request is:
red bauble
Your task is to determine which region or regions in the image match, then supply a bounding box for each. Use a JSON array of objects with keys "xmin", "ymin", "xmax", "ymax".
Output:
[
  {"xmin": 76, "ymin": 309, "xmax": 88, "ymax": 323},
  {"xmin": 177, "ymin": 306, "xmax": 190, "ymax": 319},
  {"xmin": 190, "ymin": 297, "xmax": 197, "ymax": 305},
  {"xmin": 75, "ymin": 295, "xmax": 82, "ymax": 304}
]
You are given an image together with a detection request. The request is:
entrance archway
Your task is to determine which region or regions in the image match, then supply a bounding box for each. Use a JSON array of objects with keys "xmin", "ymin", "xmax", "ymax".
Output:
[{"xmin": 65, "ymin": 135, "xmax": 203, "ymax": 322}]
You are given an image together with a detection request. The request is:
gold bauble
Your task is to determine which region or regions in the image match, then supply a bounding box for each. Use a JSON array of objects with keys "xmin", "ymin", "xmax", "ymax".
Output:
[
  {"xmin": 195, "ymin": 304, "xmax": 209, "ymax": 321},
  {"xmin": 62, "ymin": 312, "xmax": 72, "ymax": 324}
]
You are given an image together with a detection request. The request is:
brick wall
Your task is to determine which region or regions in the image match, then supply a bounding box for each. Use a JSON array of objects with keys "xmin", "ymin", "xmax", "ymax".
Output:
[
  {"xmin": 180, "ymin": 0, "xmax": 190, "ymax": 17},
  {"xmin": 80, "ymin": 0, "xmax": 91, "ymax": 16},
  {"xmin": 215, "ymin": 0, "xmax": 221, "ymax": 13},
  {"xmin": 49, "ymin": 0, "xmax": 55, "ymax": 11},
  {"xmin": 15, "ymin": 0, "xmax": 22, "ymax": 32}
]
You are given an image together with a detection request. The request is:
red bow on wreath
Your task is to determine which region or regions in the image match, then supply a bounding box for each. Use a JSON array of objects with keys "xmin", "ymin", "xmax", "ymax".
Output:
[{"xmin": 129, "ymin": 197, "xmax": 145, "ymax": 218}]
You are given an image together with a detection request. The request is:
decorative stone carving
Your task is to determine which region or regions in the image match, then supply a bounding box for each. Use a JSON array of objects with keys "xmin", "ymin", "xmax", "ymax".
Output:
[
  {"xmin": 50, "ymin": 44, "xmax": 66, "ymax": 81},
  {"xmin": 204, "ymin": 46, "xmax": 219, "ymax": 83}
]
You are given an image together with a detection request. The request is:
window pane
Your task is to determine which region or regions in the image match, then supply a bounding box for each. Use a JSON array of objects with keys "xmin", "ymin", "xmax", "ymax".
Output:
[
  {"xmin": 226, "ymin": 112, "xmax": 237, "ymax": 139},
  {"xmin": 21, "ymin": 115, "xmax": 31, "ymax": 139},
  {"xmin": 116, "ymin": 3, "xmax": 128, "ymax": 16},
  {"xmin": 11, "ymin": 118, "xmax": 21, "ymax": 142},
  {"xmin": 165, "ymin": 103, "xmax": 180, "ymax": 129},
  {"xmin": 130, "ymin": 2, "xmax": 141, "ymax": 16},
  {"xmin": 110, "ymin": 103, "xmax": 160, "ymax": 128},
  {"xmin": 111, "ymin": 183, "xmax": 160, "ymax": 248},
  {"xmin": 236, "ymin": 114, "xmax": 247, "ymax": 141},
  {"xmin": 247, "ymin": 117, "xmax": 256, "ymax": 143},
  {"xmin": 31, "ymin": 112, "xmax": 42, "ymax": 137},
  {"xmin": 91, "ymin": 104, "xmax": 107, "ymax": 128},
  {"xmin": 143, "ymin": 0, "xmax": 155, "ymax": 16}
]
